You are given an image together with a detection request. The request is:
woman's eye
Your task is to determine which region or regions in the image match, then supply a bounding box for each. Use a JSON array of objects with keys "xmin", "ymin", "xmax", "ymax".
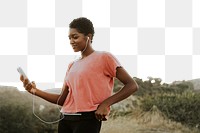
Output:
[
  {"xmin": 68, "ymin": 35, "xmax": 79, "ymax": 40},
  {"xmin": 73, "ymin": 36, "xmax": 78, "ymax": 39}
]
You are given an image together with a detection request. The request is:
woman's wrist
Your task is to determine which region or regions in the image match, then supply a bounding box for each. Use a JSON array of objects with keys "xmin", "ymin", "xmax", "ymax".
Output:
[{"xmin": 101, "ymin": 100, "xmax": 111, "ymax": 108}]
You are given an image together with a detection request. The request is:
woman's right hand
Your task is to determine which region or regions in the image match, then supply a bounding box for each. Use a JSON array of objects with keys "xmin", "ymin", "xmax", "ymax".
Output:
[{"xmin": 20, "ymin": 75, "xmax": 36, "ymax": 94}]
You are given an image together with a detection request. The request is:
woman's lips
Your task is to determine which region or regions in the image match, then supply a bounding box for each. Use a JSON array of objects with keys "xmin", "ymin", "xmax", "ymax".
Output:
[{"xmin": 72, "ymin": 45, "xmax": 77, "ymax": 49}]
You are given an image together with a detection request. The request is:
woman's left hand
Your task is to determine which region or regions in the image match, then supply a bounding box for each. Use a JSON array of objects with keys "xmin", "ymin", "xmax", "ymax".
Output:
[{"xmin": 95, "ymin": 103, "xmax": 109, "ymax": 121}]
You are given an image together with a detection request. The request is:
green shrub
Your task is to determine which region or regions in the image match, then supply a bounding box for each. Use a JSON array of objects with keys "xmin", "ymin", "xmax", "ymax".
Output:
[
  {"xmin": 0, "ymin": 87, "xmax": 58, "ymax": 133},
  {"xmin": 140, "ymin": 91, "xmax": 200, "ymax": 129}
]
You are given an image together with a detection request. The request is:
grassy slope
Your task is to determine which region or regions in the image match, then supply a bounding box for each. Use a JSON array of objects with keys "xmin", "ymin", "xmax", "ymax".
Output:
[{"xmin": 101, "ymin": 111, "xmax": 199, "ymax": 133}]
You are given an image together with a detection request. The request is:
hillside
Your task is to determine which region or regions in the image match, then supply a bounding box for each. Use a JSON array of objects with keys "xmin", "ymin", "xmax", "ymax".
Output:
[
  {"xmin": 188, "ymin": 78, "xmax": 200, "ymax": 91},
  {"xmin": 0, "ymin": 86, "xmax": 199, "ymax": 133}
]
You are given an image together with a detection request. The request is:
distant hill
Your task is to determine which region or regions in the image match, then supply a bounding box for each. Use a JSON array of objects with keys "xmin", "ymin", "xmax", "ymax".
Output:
[
  {"xmin": 0, "ymin": 85, "xmax": 17, "ymax": 90},
  {"xmin": 1, "ymin": 78, "xmax": 199, "ymax": 92},
  {"xmin": 172, "ymin": 78, "xmax": 200, "ymax": 91},
  {"xmin": 0, "ymin": 85, "xmax": 61, "ymax": 94},
  {"xmin": 188, "ymin": 78, "xmax": 200, "ymax": 91}
]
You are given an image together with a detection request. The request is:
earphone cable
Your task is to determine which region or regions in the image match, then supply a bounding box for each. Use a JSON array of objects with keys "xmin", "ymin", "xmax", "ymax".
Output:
[
  {"xmin": 32, "ymin": 88, "xmax": 64, "ymax": 124},
  {"xmin": 31, "ymin": 38, "xmax": 90, "ymax": 124}
]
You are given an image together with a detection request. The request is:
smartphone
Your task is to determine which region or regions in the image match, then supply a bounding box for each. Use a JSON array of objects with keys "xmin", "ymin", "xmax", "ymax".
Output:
[{"xmin": 17, "ymin": 67, "xmax": 30, "ymax": 83}]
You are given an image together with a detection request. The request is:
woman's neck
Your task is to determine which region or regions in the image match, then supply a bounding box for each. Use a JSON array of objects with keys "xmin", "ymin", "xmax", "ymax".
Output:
[{"xmin": 81, "ymin": 47, "xmax": 95, "ymax": 59}]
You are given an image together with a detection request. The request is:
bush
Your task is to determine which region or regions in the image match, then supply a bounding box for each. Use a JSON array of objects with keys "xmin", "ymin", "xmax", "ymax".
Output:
[
  {"xmin": 0, "ymin": 87, "xmax": 35, "ymax": 133},
  {"xmin": 0, "ymin": 87, "xmax": 58, "ymax": 133},
  {"xmin": 140, "ymin": 91, "xmax": 200, "ymax": 129}
]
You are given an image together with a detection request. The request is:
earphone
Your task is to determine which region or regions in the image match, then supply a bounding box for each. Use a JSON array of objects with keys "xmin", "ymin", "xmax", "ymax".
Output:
[{"xmin": 81, "ymin": 36, "xmax": 90, "ymax": 54}]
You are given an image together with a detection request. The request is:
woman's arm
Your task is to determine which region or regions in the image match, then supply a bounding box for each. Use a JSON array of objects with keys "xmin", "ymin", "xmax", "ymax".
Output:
[
  {"xmin": 33, "ymin": 82, "xmax": 69, "ymax": 106},
  {"xmin": 95, "ymin": 67, "xmax": 138, "ymax": 120},
  {"xmin": 20, "ymin": 75, "xmax": 69, "ymax": 106}
]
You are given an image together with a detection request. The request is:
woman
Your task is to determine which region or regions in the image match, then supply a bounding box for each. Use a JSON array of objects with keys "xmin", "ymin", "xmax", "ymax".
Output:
[{"xmin": 20, "ymin": 17, "xmax": 138, "ymax": 133}]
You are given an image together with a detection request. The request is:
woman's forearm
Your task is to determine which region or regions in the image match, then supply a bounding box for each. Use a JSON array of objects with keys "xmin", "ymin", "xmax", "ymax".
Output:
[
  {"xmin": 33, "ymin": 88, "xmax": 59, "ymax": 104},
  {"xmin": 102, "ymin": 81, "xmax": 138, "ymax": 107},
  {"xmin": 95, "ymin": 80, "xmax": 138, "ymax": 121},
  {"xmin": 33, "ymin": 87, "xmax": 68, "ymax": 106}
]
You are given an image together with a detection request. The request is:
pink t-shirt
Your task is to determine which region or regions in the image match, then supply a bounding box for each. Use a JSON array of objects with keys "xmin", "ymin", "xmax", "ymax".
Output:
[{"xmin": 61, "ymin": 51, "xmax": 121, "ymax": 113}]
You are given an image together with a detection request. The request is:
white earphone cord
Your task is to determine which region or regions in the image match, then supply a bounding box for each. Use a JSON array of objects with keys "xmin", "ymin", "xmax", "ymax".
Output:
[
  {"xmin": 32, "ymin": 37, "xmax": 90, "ymax": 124},
  {"xmin": 81, "ymin": 37, "xmax": 89, "ymax": 54},
  {"xmin": 32, "ymin": 89, "xmax": 64, "ymax": 124},
  {"xmin": 74, "ymin": 37, "xmax": 89, "ymax": 61}
]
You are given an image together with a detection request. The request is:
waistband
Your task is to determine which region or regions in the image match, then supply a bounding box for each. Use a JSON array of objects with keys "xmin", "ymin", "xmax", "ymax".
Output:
[{"xmin": 61, "ymin": 111, "xmax": 96, "ymax": 121}]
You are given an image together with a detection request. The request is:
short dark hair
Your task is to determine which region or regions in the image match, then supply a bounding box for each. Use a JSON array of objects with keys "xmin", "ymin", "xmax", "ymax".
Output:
[{"xmin": 69, "ymin": 17, "xmax": 95, "ymax": 42}]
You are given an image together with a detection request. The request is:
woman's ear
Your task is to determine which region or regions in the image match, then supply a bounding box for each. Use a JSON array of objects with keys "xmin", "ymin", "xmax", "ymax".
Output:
[{"xmin": 87, "ymin": 33, "xmax": 92, "ymax": 43}]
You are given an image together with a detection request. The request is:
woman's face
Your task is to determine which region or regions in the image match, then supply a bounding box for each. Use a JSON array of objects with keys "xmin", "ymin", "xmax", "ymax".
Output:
[{"xmin": 68, "ymin": 28, "xmax": 87, "ymax": 52}]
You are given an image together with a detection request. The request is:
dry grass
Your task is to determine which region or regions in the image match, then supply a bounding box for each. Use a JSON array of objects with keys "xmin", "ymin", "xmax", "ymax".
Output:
[{"xmin": 101, "ymin": 107, "xmax": 199, "ymax": 133}]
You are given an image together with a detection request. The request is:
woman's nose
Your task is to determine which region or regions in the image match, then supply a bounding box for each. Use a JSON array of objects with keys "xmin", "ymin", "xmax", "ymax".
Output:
[{"xmin": 70, "ymin": 38, "xmax": 75, "ymax": 44}]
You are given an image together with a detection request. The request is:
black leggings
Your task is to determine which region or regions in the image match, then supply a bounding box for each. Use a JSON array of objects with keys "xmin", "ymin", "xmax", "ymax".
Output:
[{"xmin": 58, "ymin": 118, "xmax": 102, "ymax": 133}]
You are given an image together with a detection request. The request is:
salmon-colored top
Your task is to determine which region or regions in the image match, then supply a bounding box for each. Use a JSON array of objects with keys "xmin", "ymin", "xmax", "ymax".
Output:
[{"xmin": 61, "ymin": 51, "xmax": 121, "ymax": 113}]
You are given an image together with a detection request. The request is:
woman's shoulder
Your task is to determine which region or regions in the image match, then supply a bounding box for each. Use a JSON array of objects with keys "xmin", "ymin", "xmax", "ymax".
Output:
[
  {"xmin": 96, "ymin": 51, "xmax": 117, "ymax": 61},
  {"xmin": 95, "ymin": 51, "xmax": 113, "ymax": 57}
]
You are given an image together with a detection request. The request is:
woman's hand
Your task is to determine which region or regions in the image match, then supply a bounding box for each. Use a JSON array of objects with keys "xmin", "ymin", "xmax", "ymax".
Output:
[
  {"xmin": 20, "ymin": 75, "xmax": 36, "ymax": 94},
  {"xmin": 95, "ymin": 103, "xmax": 109, "ymax": 121}
]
